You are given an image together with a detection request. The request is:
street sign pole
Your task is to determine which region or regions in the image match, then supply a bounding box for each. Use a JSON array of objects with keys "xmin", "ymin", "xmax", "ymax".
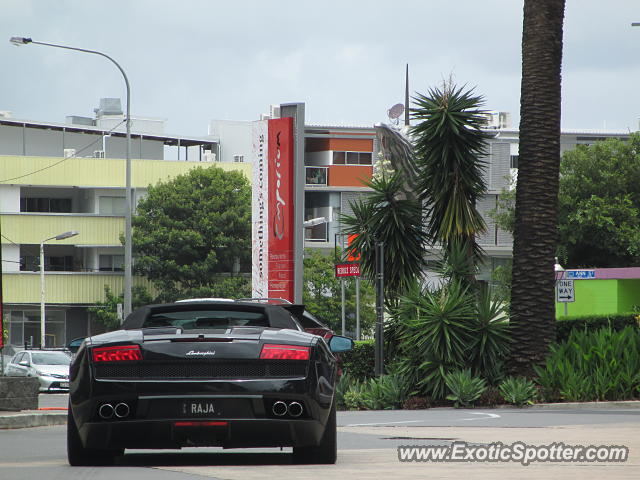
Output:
[
  {"xmin": 355, "ymin": 276, "xmax": 361, "ymax": 341},
  {"xmin": 374, "ymin": 241, "xmax": 384, "ymax": 377},
  {"xmin": 341, "ymin": 278, "xmax": 346, "ymax": 336}
]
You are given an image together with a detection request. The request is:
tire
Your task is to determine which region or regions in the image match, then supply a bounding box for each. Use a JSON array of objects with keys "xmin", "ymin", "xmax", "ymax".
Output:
[
  {"xmin": 293, "ymin": 401, "xmax": 337, "ymax": 464},
  {"xmin": 67, "ymin": 407, "xmax": 122, "ymax": 466}
]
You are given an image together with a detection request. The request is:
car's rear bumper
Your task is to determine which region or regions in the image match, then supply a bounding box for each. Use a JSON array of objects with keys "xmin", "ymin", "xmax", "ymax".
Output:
[{"xmin": 79, "ymin": 417, "xmax": 325, "ymax": 449}]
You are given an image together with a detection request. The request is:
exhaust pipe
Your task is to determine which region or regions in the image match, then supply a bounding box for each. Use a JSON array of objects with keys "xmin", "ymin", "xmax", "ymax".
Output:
[
  {"xmin": 272, "ymin": 401, "xmax": 288, "ymax": 417},
  {"xmin": 288, "ymin": 402, "xmax": 303, "ymax": 418},
  {"xmin": 114, "ymin": 402, "xmax": 130, "ymax": 418},
  {"xmin": 98, "ymin": 403, "xmax": 114, "ymax": 419}
]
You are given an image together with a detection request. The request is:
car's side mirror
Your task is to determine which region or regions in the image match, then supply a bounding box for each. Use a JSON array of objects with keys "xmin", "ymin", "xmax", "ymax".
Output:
[
  {"xmin": 328, "ymin": 335, "xmax": 354, "ymax": 353},
  {"xmin": 68, "ymin": 337, "xmax": 85, "ymax": 354},
  {"xmin": 18, "ymin": 360, "xmax": 30, "ymax": 367}
]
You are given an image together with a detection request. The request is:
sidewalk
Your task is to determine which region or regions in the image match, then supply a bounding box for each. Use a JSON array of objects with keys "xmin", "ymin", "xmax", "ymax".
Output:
[{"xmin": 0, "ymin": 408, "xmax": 67, "ymax": 429}]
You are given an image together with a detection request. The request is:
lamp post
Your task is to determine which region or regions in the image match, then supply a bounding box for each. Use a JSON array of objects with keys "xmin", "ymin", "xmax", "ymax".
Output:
[
  {"xmin": 10, "ymin": 36, "xmax": 133, "ymax": 319},
  {"xmin": 40, "ymin": 231, "xmax": 79, "ymax": 347}
]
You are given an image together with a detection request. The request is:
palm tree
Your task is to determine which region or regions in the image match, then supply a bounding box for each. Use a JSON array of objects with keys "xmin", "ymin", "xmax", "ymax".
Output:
[
  {"xmin": 341, "ymin": 172, "xmax": 427, "ymax": 303},
  {"xmin": 411, "ymin": 83, "xmax": 491, "ymax": 275},
  {"xmin": 508, "ymin": 0, "xmax": 566, "ymax": 377}
]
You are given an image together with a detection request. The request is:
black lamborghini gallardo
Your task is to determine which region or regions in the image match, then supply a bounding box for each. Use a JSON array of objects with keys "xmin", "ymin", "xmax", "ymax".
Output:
[{"xmin": 67, "ymin": 300, "xmax": 353, "ymax": 465}]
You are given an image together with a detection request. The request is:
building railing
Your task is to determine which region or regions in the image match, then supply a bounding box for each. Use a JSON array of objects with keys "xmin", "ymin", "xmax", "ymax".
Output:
[
  {"xmin": 1, "ymin": 213, "xmax": 124, "ymax": 246},
  {"xmin": 1, "ymin": 272, "xmax": 153, "ymax": 304}
]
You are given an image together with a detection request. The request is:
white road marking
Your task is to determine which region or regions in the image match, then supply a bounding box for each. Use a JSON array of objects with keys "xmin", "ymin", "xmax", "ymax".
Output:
[
  {"xmin": 342, "ymin": 420, "xmax": 424, "ymax": 427},
  {"xmin": 459, "ymin": 411, "xmax": 501, "ymax": 421}
]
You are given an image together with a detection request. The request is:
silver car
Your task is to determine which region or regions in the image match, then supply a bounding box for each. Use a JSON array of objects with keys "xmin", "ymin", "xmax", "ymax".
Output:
[{"xmin": 4, "ymin": 350, "xmax": 71, "ymax": 392}]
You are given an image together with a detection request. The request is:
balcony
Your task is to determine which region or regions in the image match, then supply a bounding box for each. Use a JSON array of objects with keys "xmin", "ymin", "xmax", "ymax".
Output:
[
  {"xmin": 1, "ymin": 272, "xmax": 153, "ymax": 304},
  {"xmin": 1, "ymin": 213, "xmax": 123, "ymax": 245}
]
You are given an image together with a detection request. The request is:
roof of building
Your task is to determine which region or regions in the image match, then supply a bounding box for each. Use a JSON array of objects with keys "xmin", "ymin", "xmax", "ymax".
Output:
[{"xmin": 0, "ymin": 117, "xmax": 217, "ymax": 147}]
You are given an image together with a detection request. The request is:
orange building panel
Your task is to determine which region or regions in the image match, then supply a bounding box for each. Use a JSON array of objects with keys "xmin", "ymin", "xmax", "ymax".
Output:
[
  {"xmin": 327, "ymin": 138, "xmax": 373, "ymax": 152},
  {"xmin": 328, "ymin": 165, "xmax": 373, "ymax": 187}
]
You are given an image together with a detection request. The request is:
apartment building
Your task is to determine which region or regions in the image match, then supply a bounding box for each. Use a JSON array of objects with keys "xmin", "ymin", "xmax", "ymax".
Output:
[{"xmin": 0, "ymin": 99, "xmax": 249, "ymax": 348}]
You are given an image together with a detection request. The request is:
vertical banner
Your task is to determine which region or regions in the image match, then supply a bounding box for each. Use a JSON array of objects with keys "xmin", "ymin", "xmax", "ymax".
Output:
[{"xmin": 252, "ymin": 117, "xmax": 295, "ymax": 302}]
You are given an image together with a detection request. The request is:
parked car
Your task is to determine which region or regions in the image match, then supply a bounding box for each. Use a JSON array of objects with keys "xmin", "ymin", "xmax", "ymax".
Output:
[
  {"xmin": 67, "ymin": 299, "xmax": 353, "ymax": 466},
  {"xmin": 4, "ymin": 349, "xmax": 71, "ymax": 392}
]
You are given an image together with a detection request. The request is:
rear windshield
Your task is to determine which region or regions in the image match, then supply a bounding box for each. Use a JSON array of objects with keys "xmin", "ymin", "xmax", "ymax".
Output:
[
  {"xmin": 144, "ymin": 309, "xmax": 268, "ymax": 330},
  {"xmin": 31, "ymin": 352, "xmax": 71, "ymax": 365}
]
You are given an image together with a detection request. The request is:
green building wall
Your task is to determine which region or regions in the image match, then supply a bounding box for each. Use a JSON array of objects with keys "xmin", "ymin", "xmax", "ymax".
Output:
[{"xmin": 555, "ymin": 279, "xmax": 640, "ymax": 318}]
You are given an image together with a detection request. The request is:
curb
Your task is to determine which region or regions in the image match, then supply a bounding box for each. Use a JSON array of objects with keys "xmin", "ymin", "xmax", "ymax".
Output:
[
  {"xmin": 0, "ymin": 411, "xmax": 67, "ymax": 429},
  {"xmin": 519, "ymin": 400, "xmax": 640, "ymax": 410}
]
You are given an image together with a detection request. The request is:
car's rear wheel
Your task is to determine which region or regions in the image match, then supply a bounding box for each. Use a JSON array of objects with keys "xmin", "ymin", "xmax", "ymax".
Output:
[
  {"xmin": 293, "ymin": 401, "xmax": 337, "ymax": 464},
  {"xmin": 67, "ymin": 407, "xmax": 123, "ymax": 466}
]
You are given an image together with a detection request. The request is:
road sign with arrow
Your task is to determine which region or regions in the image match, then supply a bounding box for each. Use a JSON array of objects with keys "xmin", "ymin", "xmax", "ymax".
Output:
[{"xmin": 556, "ymin": 279, "xmax": 575, "ymax": 303}]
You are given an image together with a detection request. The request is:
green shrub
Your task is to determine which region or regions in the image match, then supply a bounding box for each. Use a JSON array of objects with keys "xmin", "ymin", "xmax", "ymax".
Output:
[
  {"xmin": 445, "ymin": 369, "xmax": 487, "ymax": 408},
  {"xmin": 535, "ymin": 326, "xmax": 640, "ymax": 402},
  {"xmin": 499, "ymin": 377, "xmax": 538, "ymax": 406},
  {"xmin": 341, "ymin": 369, "xmax": 412, "ymax": 410},
  {"xmin": 555, "ymin": 314, "xmax": 638, "ymax": 343},
  {"xmin": 335, "ymin": 372, "xmax": 356, "ymax": 409},
  {"xmin": 390, "ymin": 282, "xmax": 509, "ymax": 400},
  {"xmin": 340, "ymin": 340, "xmax": 375, "ymax": 381}
]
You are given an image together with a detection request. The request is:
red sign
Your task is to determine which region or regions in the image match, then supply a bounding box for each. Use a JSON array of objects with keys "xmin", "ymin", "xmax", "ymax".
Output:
[
  {"xmin": 267, "ymin": 117, "xmax": 295, "ymax": 301},
  {"xmin": 335, "ymin": 263, "xmax": 361, "ymax": 278}
]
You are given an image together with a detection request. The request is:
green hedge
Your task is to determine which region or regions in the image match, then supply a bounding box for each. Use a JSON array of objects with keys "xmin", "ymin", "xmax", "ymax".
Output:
[
  {"xmin": 556, "ymin": 313, "xmax": 639, "ymax": 343},
  {"xmin": 340, "ymin": 340, "xmax": 375, "ymax": 381}
]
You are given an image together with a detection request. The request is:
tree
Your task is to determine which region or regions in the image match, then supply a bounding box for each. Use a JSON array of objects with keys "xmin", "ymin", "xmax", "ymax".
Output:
[
  {"xmin": 509, "ymin": 0, "xmax": 566, "ymax": 377},
  {"xmin": 132, "ymin": 166, "xmax": 251, "ymax": 301},
  {"xmin": 559, "ymin": 135, "xmax": 640, "ymax": 267},
  {"xmin": 303, "ymin": 249, "xmax": 375, "ymax": 335},
  {"xmin": 340, "ymin": 173, "xmax": 427, "ymax": 303},
  {"xmin": 411, "ymin": 83, "xmax": 491, "ymax": 268},
  {"xmin": 89, "ymin": 285, "xmax": 154, "ymax": 331}
]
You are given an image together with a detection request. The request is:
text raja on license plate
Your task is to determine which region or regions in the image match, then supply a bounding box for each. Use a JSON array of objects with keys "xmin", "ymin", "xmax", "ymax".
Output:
[{"xmin": 183, "ymin": 401, "xmax": 216, "ymax": 415}]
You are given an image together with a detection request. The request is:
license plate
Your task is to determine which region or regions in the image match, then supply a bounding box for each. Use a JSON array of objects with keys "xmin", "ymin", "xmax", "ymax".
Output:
[
  {"xmin": 60, "ymin": 382, "xmax": 69, "ymax": 388},
  {"xmin": 182, "ymin": 401, "xmax": 217, "ymax": 416}
]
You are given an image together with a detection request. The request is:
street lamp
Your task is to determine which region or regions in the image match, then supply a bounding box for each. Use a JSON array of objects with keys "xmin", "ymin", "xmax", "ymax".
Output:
[
  {"xmin": 10, "ymin": 36, "xmax": 134, "ymax": 318},
  {"xmin": 40, "ymin": 231, "xmax": 79, "ymax": 347}
]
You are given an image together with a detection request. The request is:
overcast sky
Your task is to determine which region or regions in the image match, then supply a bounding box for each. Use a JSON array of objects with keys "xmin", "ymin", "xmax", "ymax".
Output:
[{"xmin": 2, "ymin": 0, "xmax": 639, "ymax": 136}]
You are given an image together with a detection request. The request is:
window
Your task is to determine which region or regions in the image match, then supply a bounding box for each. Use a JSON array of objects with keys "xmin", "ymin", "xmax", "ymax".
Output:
[
  {"xmin": 99, "ymin": 255, "xmax": 124, "ymax": 272},
  {"xmin": 6, "ymin": 309, "xmax": 66, "ymax": 348},
  {"xmin": 99, "ymin": 196, "xmax": 126, "ymax": 215},
  {"xmin": 510, "ymin": 155, "xmax": 519, "ymax": 169},
  {"xmin": 20, "ymin": 255, "xmax": 74, "ymax": 272},
  {"xmin": 332, "ymin": 151, "xmax": 372, "ymax": 166},
  {"xmin": 233, "ymin": 154, "xmax": 244, "ymax": 163},
  {"xmin": 21, "ymin": 197, "xmax": 72, "ymax": 213},
  {"xmin": 305, "ymin": 167, "xmax": 327, "ymax": 185}
]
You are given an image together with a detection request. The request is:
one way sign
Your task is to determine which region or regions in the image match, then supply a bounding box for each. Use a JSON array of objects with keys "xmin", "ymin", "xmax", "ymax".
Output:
[{"xmin": 556, "ymin": 279, "xmax": 575, "ymax": 303}]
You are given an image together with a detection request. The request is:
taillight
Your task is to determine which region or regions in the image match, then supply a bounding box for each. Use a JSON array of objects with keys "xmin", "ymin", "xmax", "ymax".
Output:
[
  {"xmin": 92, "ymin": 345, "xmax": 142, "ymax": 362},
  {"xmin": 260, "ymin": 344, "xmax": 310, "ymax": 360}
]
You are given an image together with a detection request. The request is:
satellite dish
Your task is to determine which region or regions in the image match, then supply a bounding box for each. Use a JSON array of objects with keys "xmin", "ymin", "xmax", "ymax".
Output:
[{"xmin": 387, "ymin": 103, "xmax": 405, "ymax": 120}]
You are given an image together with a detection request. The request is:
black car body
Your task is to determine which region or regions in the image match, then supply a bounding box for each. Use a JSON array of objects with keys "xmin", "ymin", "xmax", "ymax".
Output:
[{"xmin": 67, "ymin": 300, "xmax": 352, "ymax": 465}]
